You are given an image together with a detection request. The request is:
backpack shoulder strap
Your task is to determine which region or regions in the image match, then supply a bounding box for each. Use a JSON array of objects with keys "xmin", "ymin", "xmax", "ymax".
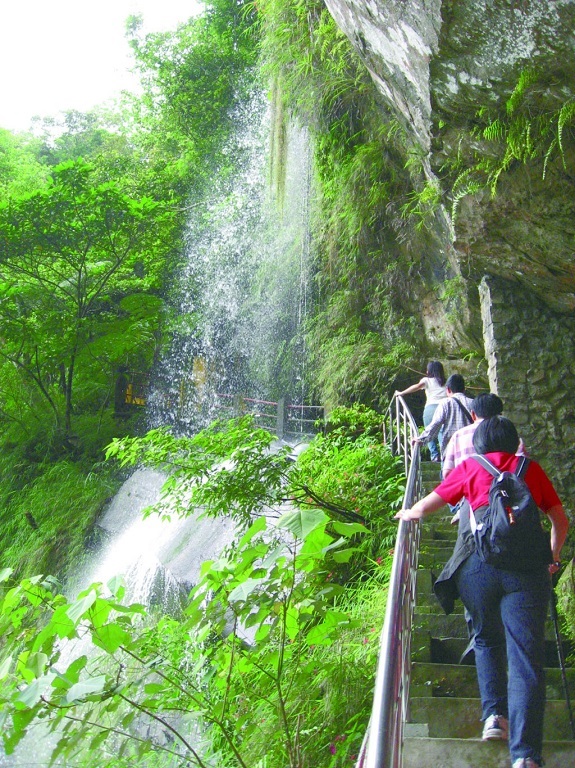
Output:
[
  {"xmin": 470, "ymin": 453, "xmax": 501, "ymax": 477},
  {"xmin": 515, "ymin": 455, "xmax": 531, "ymax": 479},
  {"xmin": 472, "ymin": 453, "xmax": 532, "ymax": 480},
  {"xmin": 452, "ymin": 396, "xmax": 473, "ymax": 424}
]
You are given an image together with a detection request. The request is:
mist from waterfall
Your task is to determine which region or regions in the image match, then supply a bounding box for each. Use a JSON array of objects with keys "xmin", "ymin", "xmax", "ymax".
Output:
[{"xmin": 147, "ymin": 91, "xmax": 314, "ymax": 433}]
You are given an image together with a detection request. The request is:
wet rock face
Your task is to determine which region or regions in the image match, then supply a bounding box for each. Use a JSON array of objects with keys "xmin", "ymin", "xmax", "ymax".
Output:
[
  {"xmin": 323, "ymin": 0, "xmax": 442, "ymax": 149},
  {"xmin": 324, "ymin": 0, "xmax": 575, "ymax": 312},
  {"xmin": 431, "ymin": 1, "xmax": 575, "ymax": 121},
  {"xmin": 324, "ymin": 0, "xmax": 575, "ymax": 498},
  {"xmin": 454, "ymin": 148, "xmax": 575, "ymax": 314}
]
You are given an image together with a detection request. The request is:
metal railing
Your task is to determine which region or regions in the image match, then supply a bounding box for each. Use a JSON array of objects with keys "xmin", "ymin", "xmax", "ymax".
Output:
[
  {"xmin": 215, "ymin": 394, "xmax": 325, "ymax": 440},
  {"xmin": 355, "ymin": 395, "xmax": 423, "ymax": 768}
]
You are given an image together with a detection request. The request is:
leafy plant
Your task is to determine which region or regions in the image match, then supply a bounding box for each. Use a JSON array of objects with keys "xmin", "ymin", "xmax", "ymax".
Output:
[
  {"xmin": 0, "ymin": 508, "xmax": 376, "ymax": 767},
  {"xmin": 0, "ymin": 159, "xmax": 171, "ymax": 434}
]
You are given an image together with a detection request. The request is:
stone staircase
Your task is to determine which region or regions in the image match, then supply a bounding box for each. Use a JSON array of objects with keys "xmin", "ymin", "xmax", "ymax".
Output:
[{"xmin": 402, "ymin": 461, "xmax": 575, "ymax": 768}]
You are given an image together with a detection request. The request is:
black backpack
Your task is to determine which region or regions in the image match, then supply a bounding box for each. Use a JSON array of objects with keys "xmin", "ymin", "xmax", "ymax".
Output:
[{"xmin": 470, "ymin": 454, "xmax": 552, "ymax": 572}]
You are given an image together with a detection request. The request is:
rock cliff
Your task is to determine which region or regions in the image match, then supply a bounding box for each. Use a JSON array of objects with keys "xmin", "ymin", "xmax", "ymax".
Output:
[{"xmin": 324, "ymin": 0, "xmax": 575, "ymax": 503}]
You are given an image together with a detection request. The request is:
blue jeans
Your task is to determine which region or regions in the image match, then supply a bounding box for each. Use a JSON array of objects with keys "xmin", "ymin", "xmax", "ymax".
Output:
[
  {"xmin": 455, "ymin": 553, "xmax": 550, "ymax": 764},
  {"xmin": 423, "ymin": 404, "xmax": 441, "ymax": 461}
]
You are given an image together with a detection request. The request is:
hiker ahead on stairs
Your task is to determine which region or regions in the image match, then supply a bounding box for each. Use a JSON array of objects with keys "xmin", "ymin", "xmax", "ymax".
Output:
[
  {"xmin": 410, "ymin": 373, "xmax": 473, "ymax": 466},
  {"xmin": 395, "ymin": 416, "xmax": 569, "ymax": 768},
  {"xmin": 394, "ymin": 360, "xmax": 447, "ymax": 462}
]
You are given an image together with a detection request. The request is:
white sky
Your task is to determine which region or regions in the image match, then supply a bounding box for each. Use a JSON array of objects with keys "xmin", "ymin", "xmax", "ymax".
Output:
[{"xmin": 0, "ymin": 0, "xmax": 202, "ymax": 133}]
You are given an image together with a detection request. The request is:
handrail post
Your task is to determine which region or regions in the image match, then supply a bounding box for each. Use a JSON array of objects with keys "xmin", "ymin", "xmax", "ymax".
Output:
[{"xmin": 276, "ymin": 397, "xmax": 285, "ymax": 439}]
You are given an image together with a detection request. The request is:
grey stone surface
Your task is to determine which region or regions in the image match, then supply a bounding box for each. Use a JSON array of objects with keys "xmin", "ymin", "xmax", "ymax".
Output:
[
  {"xmin": 322, "ymin": 0, "xmax": 575, "ymax": 513},
  {"xmin": 479, "ymin": 273, "xmax": 575, "ymax": 505}
]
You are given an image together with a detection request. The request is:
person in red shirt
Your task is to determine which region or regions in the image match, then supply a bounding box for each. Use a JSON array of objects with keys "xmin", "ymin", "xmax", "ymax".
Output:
[{"xmin": 395, "ymin": 416, "xmax": 569, "ymax": 768}]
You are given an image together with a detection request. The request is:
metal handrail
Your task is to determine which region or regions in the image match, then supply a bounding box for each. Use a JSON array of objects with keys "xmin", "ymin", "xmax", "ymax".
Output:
[{"xmin": 355, "ymin": 395, "xmax": 423, "ymax": 768}]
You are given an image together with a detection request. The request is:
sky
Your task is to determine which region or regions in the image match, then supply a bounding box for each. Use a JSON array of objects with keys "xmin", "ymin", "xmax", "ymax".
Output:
[{"xmin": 0, "ymin": 0, "xmax": 202, "ymax": 133}]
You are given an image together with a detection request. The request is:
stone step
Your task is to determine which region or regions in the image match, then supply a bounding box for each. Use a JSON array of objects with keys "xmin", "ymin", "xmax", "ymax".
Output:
[
  {"xmin": 420, "ymin": 460, "xmax": 442, "ymax": 476},
  {"xmin": 419, "ymin": 519, "xmax": 459, "ymax": 542},
  {"xmin": 403, "ymin": 736, "xmax": 575, "ymax": 768},
  {"xmin": 411, "ymin": 661, "xmax": 575, "ymax": 700},
  {"xmin": 412, "ymin": 632, "xmax": 568, "ymax": 668},
  {"xmin": 415, "ymin": 569, "xmax": 445, "ymax": 605},
  {"xmin": 418, "ymin": 543, "xmax": 456, "ymax": 568},
  {"xmin": 409, "ymin": 696, "xmax": 575, "ymax": 740},
  {"xmin": 409, "ymin": 463, "xmax": 575, "ymax": 765},
  {"xmin": 413, "ymin": 610, "xmax": 571, "ymax": 644},
  {"xmin": 413, "ymin": 611, "xmax": 469, "ymax": 638}
]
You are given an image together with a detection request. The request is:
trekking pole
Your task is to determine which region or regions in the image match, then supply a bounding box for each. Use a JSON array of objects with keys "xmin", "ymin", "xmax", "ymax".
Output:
[{"xmin": 550, "ymin": 569, "xmax": 575, "ymax": 739}]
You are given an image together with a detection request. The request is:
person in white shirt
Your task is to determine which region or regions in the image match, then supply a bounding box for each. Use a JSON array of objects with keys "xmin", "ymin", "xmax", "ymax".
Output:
[{"xmin": 395, "ymin": 360, "xmax": 447, "ymax": 461}]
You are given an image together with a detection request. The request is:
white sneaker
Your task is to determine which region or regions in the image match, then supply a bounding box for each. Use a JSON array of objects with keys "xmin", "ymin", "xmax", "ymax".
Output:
[
  {"xmin": 512, "ymin": 759, "xmax": 541, "ymax": 768},
  {"xmin": 482, "ymin": 714, "xmax": 509, "ymax": 740}
]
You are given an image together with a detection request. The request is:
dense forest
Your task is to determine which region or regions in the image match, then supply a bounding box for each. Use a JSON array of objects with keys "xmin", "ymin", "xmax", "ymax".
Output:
[{"xmin": 0, "ymin": 0, "xmax": 574, "ymax": 766}]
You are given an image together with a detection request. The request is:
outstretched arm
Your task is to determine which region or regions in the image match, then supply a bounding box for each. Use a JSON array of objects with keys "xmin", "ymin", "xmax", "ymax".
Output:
[
  {"xmin": 395, "ymin": 491, "xmax": 445, "ymax": 521},
  {"xmin": 546, "ymin": 503, "xmax": 569, "ymax": 574},
  {"xmin": 395, "ymin": 378, "xmax": 426, "ymax": 397}
]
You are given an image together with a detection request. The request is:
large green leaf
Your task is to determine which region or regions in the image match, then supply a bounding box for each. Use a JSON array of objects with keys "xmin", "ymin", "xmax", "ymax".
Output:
[
  {"xmin": 66, "ymin": 590, "xmax": 98, "ymax": 624},
  {"xmin": 91, "ymin": 622, "xmax": 132, "ymax": 653},
  {"xmin": 17, "ymin": 673, "xmax": 56, "ymax": 708},
  {"xmin": 277, "ymin": 508, "xmax": 328, "ymax": 539},
  {"xmin": 64, "ymin": 675, "xmax": 107, "ymax": 704},
  {"xmin": 0, "ymin": 653, "xmax": 12, "ymax": 680},
  {"xmin": 228, "ymin": 577, "xmax": 264, "ymax": 603}
]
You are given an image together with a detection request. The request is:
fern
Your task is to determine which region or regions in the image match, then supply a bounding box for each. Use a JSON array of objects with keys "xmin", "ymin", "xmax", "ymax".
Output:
[
  {"xmin": 483, "ymin": 118, "xmax": 506, "ymax": 142},
  {"xmin": 506, "ymin": 67, "xmax": 538, "ymax": 115},
  {"xmin": 450, "ymin": 67, "xmax": 575, "ymax": 217},
  {"xmin": 557, "ymin": 99, "xmax": 575, "ymax": 158}
]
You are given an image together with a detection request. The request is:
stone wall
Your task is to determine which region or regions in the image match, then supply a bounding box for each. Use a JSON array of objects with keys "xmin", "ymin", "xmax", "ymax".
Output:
[{"xmin": 479, "ymin": 274, "xmax": 575, "ymax": 512}]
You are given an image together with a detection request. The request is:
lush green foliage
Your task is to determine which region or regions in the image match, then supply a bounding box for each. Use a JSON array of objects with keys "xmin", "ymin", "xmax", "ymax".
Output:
[
  {"xmin": 256, "ymin": 0, "xmax": 427, "ymax": 408},
  {"xmin": 126, "ymin": 0, "xmax": 259, "ymax": 203},
  {"xmin": 0, "ymin": 128, "xmax": 50, "ymax": 196},
  {"xmin": 0, "ymin": 408, "xmax": 404, "ymax": 767},
  {"xmin": 0, "ymin": 159, "xmax": 170, "ymax": 434},
  {"xmin": 106, "ymin": 411, "xmax": 403, "ymax": 535},
  {"xmin": 0, "ymin": 460, "xmax": 120, "ymax": 582}
]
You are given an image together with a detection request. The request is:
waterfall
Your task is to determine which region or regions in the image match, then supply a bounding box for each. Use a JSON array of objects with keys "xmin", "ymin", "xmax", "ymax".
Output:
[
  {"xmin": 147, "ymin": 92, "xmax": 314, "ymax": 433},
  {"xmin": 85, "ymin": 89, "xmax": 315, "ymax": 619}
]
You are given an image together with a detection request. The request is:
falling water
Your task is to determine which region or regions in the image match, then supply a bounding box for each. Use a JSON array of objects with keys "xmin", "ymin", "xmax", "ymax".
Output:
[
  {"xmin": 147, "ymin": 92, "xmax": 315, "ymax": 433},
  {"xmin": 81, "ymin": 90, "xmax": 315, "ymax": 630}
]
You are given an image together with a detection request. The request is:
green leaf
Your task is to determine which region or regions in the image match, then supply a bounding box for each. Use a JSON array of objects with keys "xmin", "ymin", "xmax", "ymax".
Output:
[
  {"xmin": 0, "ymin": 653, "xmax": 13, "ymax": 680},
  {"xmin": 237, "ymin": 515, "xmax": 267, "ymax": 547},
  {"xmin": 25, "ymin": 652, "xmax": 48, "ymax": 677},
  {"xmin": 64, "ymin": 675, "xmax": 107, "ymax": 703},
  {"xmin": 106, "ymin": 575, "xmax": 126, "ymax": 599},
  {"xmin": 278, "ymin": 508, "xmax": 328, "ymax": 539},
  {"xmin": 144, "ymin": 683, "xmax": 166, "ymax": 694},
  {"xmin": 91, "ymin": 623, "xmax": 132, "ymax": 653},
  {"xmin": 331, "ymin": 548, "xmax": 357, "ymax": 563},
  {"xmin": 331, "ymin": 521, "xmax": 369, "ymax": 537},
  {"xmin": 305, "ymin": 610, "xmax": 350, "ymax": 646},
  {"xmin": 228, "ymin": 577, "xmax": 264, "ymax": 603},
  {"xmin": 17, "ymin": 673, "xmax": 56, "ymax": 707},
  {"xmin": 52, "ymin": 655, "xmax": 88, "ymax": 690},
  {"xmin": 67, "ymin": 590, "xmax": 98, "ymax": 624}
]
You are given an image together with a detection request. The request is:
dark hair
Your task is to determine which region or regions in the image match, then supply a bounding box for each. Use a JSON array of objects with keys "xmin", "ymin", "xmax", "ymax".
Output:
[
  {"xmin": 446, "ymin": 373, "xmax": 465, "ymax": 393},
  {"xmin": 473, "ymin": 416, "xmax": 519, "ymax": 455},
  {"xmin": 426, "ymin": 360, "xmax": 446, "ymax": 386},
  {"xmin": 471, "ymin": 393, "xmax": 504, "ymax": 419}
]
